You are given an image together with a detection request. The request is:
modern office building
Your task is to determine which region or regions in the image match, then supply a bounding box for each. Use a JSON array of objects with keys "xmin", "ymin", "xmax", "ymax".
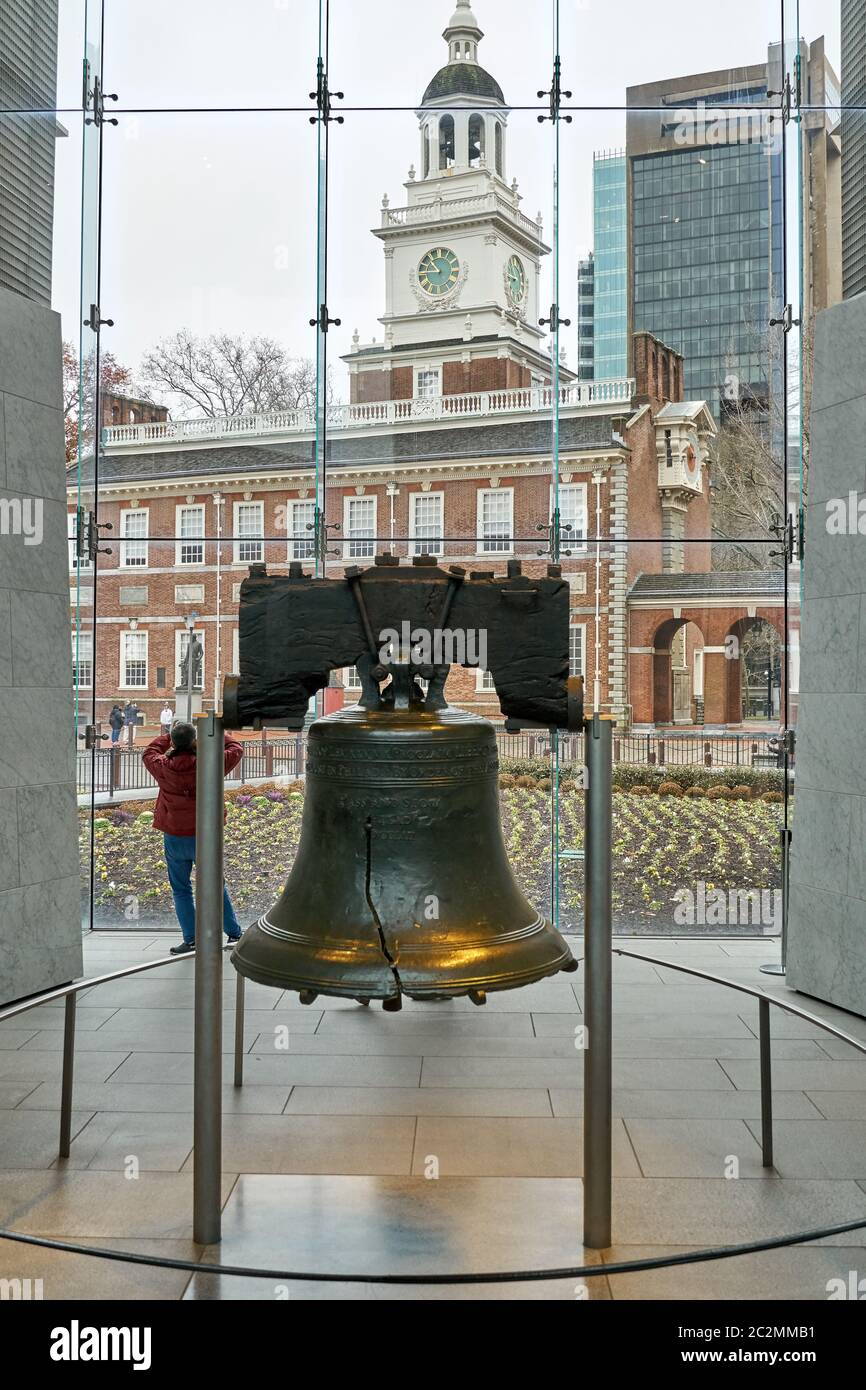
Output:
[
  {"xmin": 576, "ymin": 252, "xmax": 594, "ymax": 379},
  {"xmin": 0, "ymin": 0, "xmax": 61, "ymax": 303},
  {"xmin": 592, "ymin": 151, "xmax": 628, "ymax": 380},
  {"xmin": 842, "ymin": 0, "xmax": 866, "ymax": 298},
  {"xmin": 626, "ymin": 40, "xmax": 841, "ymax": 423}
]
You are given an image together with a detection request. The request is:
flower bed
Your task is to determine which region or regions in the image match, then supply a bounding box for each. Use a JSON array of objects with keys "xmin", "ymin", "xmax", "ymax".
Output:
[{"xmin": 82, "ymin": 783, "xmax": 783, "ymax": 936}]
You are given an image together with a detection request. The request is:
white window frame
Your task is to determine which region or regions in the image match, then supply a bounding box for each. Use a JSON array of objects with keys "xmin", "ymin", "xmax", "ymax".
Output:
[
  {"xmin": 476, "ymin": 668, "xmax": 497, "ymax": 692},
  {"xmin": 119, "ymin": 508, "xmax": 149, "ymax": 568},
  {"xmin": 409, "ymin": 490, "xmax": 444, "ymax": 557},
  {"xmin": 175, "ymin": 503, "xmax": 205, "ymax": 566},
  {"xmin": 343, "ymin": 495, "xmax": 377, "ymax": 560},
  {"xmin": 233, "ymin": 500, "xmax": 264, "ymax": 564},
  {"xmin": 68, "ymin": 511, "xmax": 92, "ymax": 570},
  {"xmin": 343, "ymin": 666, "xmax": 362, "ymax": 689},
  {"xmin": 288, "ymin": 499, "xmax": 316, "ymax": 561},
  {"xmin": 476, "ymin": 487, "xmax": 514, "ymax": 556},
  {"xmin": 71, "ymin": 629, "xmax": 92, "ymax": 688},
  {"xmin": 120, "ymin": 630, "xmax": 148, "ymax": 690},
  {"xmin": 569, "ymin": 622, "xmax": 586, "ymax": 679},
  {"xmin": 176, "ymin": 628, "xmax": 205, "ymax": 691},
  {"xmin": 553, "ymin": 482, "xmax": 588, "ymax": 553},
  {"xmin": 414, "ymin": 365, "xmax": 442, "ymax": 399}
]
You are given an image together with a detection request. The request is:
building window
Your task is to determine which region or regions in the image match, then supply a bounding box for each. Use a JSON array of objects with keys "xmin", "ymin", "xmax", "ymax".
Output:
[
  {"xmin": 410, "ymin": 492, "xmax": 444, "ymax": 556},
  {"xmin": 120, "ymin": 509, "xmax": 148, "ymax": 568},
  {"xmin": 68, "ymin": 511, "xmax": 91, "ymax": 570},
  {"xmin": 477, "ymin": 488, "xmax": 513, "ymax": 554},
  {"xmin": 71, "ymin": 629, "xmax": 92, "ymax": 688},
  {"xmin": 121, "ymin": 631, "xmax": 148, "ymax": 689},
  {"xmin": 439, "ymin": 114, "xmax": 455, "ymax": 169},
  {"xmin": 176, "ymin": 504, "xmax": 205, "ymax": 566},
  {"xmin": 344, "ymin": 666, "xmax": 361, "ymax": 689},
  {"xmin": 422, "ymin": 122, "xmax": 430, "ymax": 179},
  {"xmin": 555, "ymin": 483, "xmax": 588, "ymax": 551},
  {"xmin": 234, "ymin": 501, "xmax": 264, "ymax": 565},
  {"xmin": 495, "ymin": 121, "xmax": 503, "ymax": 176},
  {"xmin": 569, "ymin": 623, "xmax": 586, "ymax": 678},
  {"xmin": 289, "ymin": 500, "xmax": 316, "ymax": 560},
  {"xmin": 416, "ymin": 368, "xmax": 440, "ymax": 399},
  {"xmin": 468, "ymin": 113, "xmax": 485, "ymax": 167},
  {"xmin": 477, "ymin": 669, "xmax": 497, "ymax": 692},
  {"xmin": 176, "ymin": 629, "xmax": 205, "ymax": 690},
  {"xmin": 344, "ymin": 495, "xmax": 376, "ymax": 559}
]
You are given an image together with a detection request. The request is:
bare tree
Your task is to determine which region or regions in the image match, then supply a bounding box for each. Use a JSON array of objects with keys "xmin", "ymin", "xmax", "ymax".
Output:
[
  {"xmin": 139, "ymin": 330, "xmax": 320, "ymax": 419},
  {"xmin": 63, "ymin": 342, "xmax": 137, "ymax": 462}
]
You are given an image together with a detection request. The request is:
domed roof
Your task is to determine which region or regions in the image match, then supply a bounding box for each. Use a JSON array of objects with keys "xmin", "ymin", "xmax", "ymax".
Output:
[{"xmin": 422, "ymin": 61, "xmax": 505, "ymax": 105}]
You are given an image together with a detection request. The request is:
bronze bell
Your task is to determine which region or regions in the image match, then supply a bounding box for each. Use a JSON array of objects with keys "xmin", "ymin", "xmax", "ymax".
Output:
[{"xmin": 231, "ymin": 668, "xmax": 576, "ymax": 1009}]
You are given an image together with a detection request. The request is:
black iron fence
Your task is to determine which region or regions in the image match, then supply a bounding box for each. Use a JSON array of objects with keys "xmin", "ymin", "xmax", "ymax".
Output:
[{"xmin": 77, "ymin": 729, "xmax": 781, "ymax": 798}]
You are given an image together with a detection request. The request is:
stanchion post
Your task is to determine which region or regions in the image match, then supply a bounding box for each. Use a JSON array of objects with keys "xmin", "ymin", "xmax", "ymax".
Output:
[
  {"xmin": 59, "ymin": 993, "xmax": 76, "ymax": 1159},
  {"xmin": 193, "ymin": 710, "xmax": 224, "ymax": 1245},
  {"xmin": 583, "ymin": 713, "xmax": 613, "ymax": 1250},
  {"xmin": 234, "ymin": 972, "xmax": 245, "ymax": 1089},
  {"xmin": 759, "ymin": 996, "xmax": 774, "ymax": 1168}
]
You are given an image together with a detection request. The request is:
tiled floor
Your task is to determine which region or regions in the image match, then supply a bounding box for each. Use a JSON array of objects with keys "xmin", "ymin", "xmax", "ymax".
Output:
[{"xmin": 1, "ymin": 932, "xmax": 865, "ymax": 1300}]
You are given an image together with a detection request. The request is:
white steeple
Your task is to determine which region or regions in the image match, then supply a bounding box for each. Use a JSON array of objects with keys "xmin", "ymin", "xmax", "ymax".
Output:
[{"xmin": 443, "ymin": 1, "xmax": 483, "ymax": 64}]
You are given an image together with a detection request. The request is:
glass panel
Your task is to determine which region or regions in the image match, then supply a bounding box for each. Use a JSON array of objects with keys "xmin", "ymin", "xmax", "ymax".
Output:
[
  {"xmin": 102, "ymin": 0, "xmax": 320, "ymax": 109},
  {"xmin": 561, "ymin": 0, "xmax": 786, "ymax": 111}
]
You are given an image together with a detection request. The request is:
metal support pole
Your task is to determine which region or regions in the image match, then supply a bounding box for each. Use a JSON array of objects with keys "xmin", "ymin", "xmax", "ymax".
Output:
[
  {"xmin": 761, "ymin": 826, "xmax": 791, "ymax": 977},
  {"xmin": 59, "ymin": 993, "xmax": 76, "ymax": 1159},
  {"xmin": 583, "ymin": 713, "xmax": 613, "ymax": 1249},
  {"xmin": 234, "ymin": 971, "xmax": 245, "ymax": 1089},
  {"xmin": 759, "ymin": 997, "xmax": 774, "ymax": 1168},
  {"xmin": 193, "ymin": 710, "xmax": 224, "ymax": 1245}
]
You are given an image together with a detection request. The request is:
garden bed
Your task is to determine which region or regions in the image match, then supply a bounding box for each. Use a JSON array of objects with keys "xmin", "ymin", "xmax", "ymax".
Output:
[{"xmin": 82, "ymin": 782, "xmax": 784, "ymax": 937}]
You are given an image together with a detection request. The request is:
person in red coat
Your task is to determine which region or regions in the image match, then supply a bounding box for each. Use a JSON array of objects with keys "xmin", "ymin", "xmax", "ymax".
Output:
[{"xmin": 143, "ymin": 721, "xmax": 244, "ymax": 955}]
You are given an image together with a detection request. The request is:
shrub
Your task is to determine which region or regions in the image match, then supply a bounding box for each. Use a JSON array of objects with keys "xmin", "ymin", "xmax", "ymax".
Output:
[
  {"xmin": 515, "ymin": 775, "xmax": 538, "ymax": 789},
  {"xmin": 499, "ymin": 773, "xmax": 515, "ymax": 789},
  {"xmin": 630, "ymin": 785, "xmax": 654, "ymax": 797},
  {"xmin": 684, "ymin": 786, "xmax": 707, "ymax": 798},
  {"xmin": 658, "ymin": 781, "xmax": 683, "ymax": 797},
  {"xmin": 537, "ymin": 777, "xmax": 552, "ymax": 792},
  {"xmin": 730, "ymin": 785, "xmax": 753, "ymax": 800},
  {"xmin": 137, "ymin": 811, "xmax": 154, "ymax": 824},
  {"xmin": 705, "ymin": 785, "xmax": 732, "ymax": 800},
  {"xmin": 761, "ymin": 790, "xmax": 784, "ymax": 804},
  {"xmin": 93, "ymin": 817, "xmax": 110, "ymax": 830}
]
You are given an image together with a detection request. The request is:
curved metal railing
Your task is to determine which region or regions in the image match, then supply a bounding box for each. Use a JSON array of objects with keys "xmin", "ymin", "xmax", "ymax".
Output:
[{"xmin": 1, "ymin": 939, "xmax": 865, "ymax": 1287}]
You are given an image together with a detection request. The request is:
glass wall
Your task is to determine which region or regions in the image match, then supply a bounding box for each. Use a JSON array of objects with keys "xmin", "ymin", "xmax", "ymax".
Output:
[{"xmin": 37, "ymin": 0, "xmax": 827, "ymax": 940}]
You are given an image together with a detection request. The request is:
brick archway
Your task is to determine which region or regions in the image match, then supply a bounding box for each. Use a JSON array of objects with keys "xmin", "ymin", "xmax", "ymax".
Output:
[{"xmin": 723, "ymin": 613, "xmax": 786, "ymax": 725}]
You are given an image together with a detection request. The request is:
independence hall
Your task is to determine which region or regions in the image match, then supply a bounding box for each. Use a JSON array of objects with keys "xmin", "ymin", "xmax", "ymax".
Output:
[{"xmin": 68, "ymin": 18, "xmax": 783, "ymax": 732}]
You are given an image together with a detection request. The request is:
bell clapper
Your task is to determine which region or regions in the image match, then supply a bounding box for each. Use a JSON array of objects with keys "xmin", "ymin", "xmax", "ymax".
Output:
[
  {"xmin": 382, "ymin": 996, "xmax": 403, "ymax": 1012},
  {"xmin": 354, "ymin": 998, "xmax": 371, "ymax": 1007},
  {"xmin": 298, "ymin": 989, "xmax": 319, "ymax": 1006},
  {"xmin": 562, "ymin": 958, "xmax": 580, "ymax": 973},
  {"xmin": 468, "ymin": 989, "xmax": 487, "ymax": 1007}
]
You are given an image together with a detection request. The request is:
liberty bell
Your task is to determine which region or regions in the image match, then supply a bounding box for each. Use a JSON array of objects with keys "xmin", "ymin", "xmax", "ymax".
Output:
[{"xmin": 225, "ymin": 555, "xmax": 583, "ymax": 1010}]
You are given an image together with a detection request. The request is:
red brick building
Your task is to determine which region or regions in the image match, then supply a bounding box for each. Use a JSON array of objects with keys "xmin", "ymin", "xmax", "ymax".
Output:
[{"xmin": 68, "ymin": 9, "xmax": 786, "ymax": 732}]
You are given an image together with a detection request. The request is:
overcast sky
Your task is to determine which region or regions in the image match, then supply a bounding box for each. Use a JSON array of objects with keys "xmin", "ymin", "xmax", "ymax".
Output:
[{"xmin": 50, "ymin": 0, "xmax": 841, "ymax": 404}]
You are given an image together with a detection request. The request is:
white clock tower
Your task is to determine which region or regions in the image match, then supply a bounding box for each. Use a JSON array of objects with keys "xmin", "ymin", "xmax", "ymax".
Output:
[{"xmin": 346, "ymin": 1, "xmax": 566, "ymax": 405}]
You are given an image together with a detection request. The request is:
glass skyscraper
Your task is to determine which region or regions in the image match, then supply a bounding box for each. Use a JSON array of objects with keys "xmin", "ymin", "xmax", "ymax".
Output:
[
  {"xmin": 631, "ymin": 139, "xmax": 780, "ymax": 417},
  {"xmin": 592, "ymin": 151, "xmax": 627, "ymax": 380}
]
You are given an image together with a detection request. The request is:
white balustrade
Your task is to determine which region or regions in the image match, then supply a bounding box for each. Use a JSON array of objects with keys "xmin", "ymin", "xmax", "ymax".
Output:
[{"xmin": 102, "ymin": 379, "xmax": 635, "ymax": 448}]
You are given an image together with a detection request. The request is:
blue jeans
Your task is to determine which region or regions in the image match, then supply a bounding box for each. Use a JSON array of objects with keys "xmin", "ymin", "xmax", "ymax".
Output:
[
  {"xmin": 163, "ymin": 833, "xmax": 241, "ymax": 944},
  {"xmin": 111, "ymin": 727, "xmax": 121, "ymax": 742}
]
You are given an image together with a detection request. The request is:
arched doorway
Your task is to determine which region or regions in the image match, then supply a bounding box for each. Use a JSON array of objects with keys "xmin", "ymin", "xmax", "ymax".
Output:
[
  {"xmin": 652, "ymin": 618, "xmax": 705, "ymax": 725},
  {"xmin": 724, "ymin": 617, "xmax": 784, "ymax": 724}
]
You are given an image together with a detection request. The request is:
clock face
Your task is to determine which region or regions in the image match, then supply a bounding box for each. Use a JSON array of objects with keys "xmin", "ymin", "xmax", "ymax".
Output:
[
  {"xmin": 418, "ymin": 247, "xmax": 460, "ymax": 296},
  {"xmin": 506, "ymin": 254, "xmax": 526, "ymax": 305}
]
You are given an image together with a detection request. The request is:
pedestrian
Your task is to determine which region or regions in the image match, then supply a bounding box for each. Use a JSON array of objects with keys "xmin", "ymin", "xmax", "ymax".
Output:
[
  {"xmin": 123, "ymin": 700, "xmax": 142, "ymax": 743},
  {"xmin": 108, "ymin": 704, "xmax": 124, "ymax": 743},
  {"xmin": 143, "ymin": 721, "xmax": 244, "ymax": 955},
  {"xmin": 159, "ymin": 701, "xmax": 174, "ymax": 736}
]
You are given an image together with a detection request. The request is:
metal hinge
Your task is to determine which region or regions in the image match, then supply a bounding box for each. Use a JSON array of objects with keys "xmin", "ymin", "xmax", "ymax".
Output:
[
  {"xmin": 538, "ymin": 56, "xmax": 572, "ymax": 124},
  {"xmin": 310, "ymin": 59, "xmax": 344, "ymax": 124},
  {"xmin": 85, "ymin": 72, "xmax": 118, "ymax": 127}
]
